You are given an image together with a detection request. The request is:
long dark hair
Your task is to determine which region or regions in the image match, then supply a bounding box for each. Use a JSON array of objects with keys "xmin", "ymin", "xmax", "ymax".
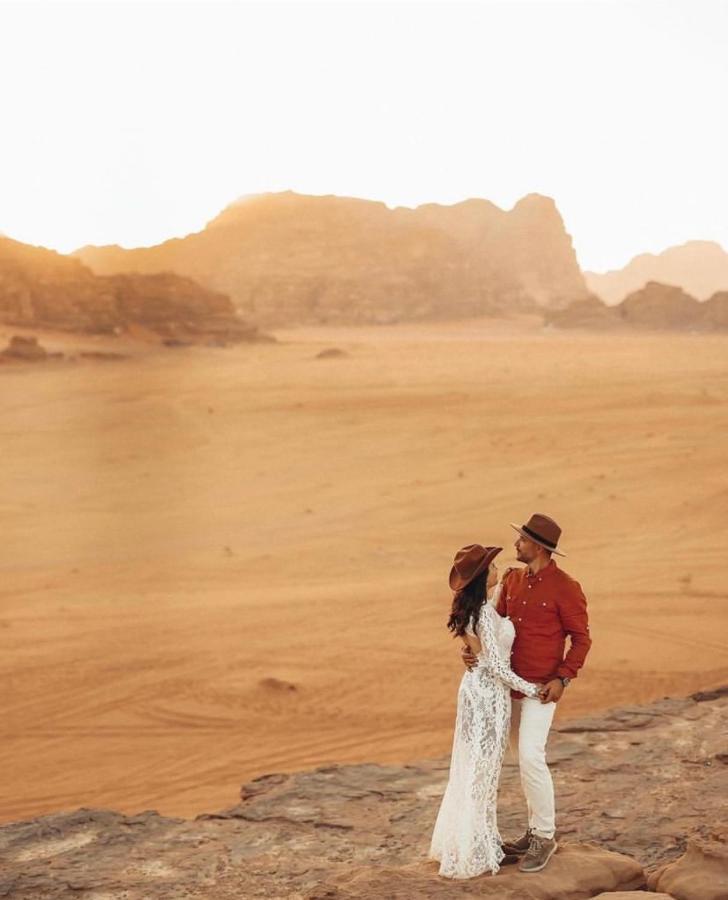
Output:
[{"xmin": 447, "ymin": 568, "xmax": 489, "ymax": 638}]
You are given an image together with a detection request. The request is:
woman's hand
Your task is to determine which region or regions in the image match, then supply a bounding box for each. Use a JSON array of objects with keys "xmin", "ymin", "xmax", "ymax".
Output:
[
  {"xmin": 534, "ymin": 682, "xmax": 547, "ymax": 700},
  {"xmin": 500, "ymin": 566, "xmax": 518, "ymax": 582},
  {"xmin": 461, "ymin": 643, "xmax": 478, "ymax": 671}
]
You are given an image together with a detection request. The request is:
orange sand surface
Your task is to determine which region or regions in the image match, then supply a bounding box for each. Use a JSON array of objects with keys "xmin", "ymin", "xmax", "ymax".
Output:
[{"xmin": 2, "ymin": 317, "xmax": 727, "ymax": 824}]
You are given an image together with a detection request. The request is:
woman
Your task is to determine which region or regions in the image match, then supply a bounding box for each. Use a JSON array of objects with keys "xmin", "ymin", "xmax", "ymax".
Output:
[{"xmin": 428, "ymin": 544, "xmax": 543, "ymax": 879}]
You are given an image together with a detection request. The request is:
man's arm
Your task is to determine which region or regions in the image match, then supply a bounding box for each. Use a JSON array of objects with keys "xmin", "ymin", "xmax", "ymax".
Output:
[
  {"xmin": 555, "ymin": 579, "xmax": 592, "ymax": 680},
  {"xmin": 496, "ymin": 568, "xmax": 518, "ymax": 617}
]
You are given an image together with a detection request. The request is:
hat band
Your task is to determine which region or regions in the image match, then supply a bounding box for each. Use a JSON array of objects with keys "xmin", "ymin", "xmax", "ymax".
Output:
[{"xmin": 521, "ymin": 524, "xmax": 558, "ymax": 550}]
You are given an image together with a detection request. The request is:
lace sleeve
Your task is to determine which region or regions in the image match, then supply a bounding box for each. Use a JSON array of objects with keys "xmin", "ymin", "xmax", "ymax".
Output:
[{"xmin": 478, "ymin": 603, "xmax": 540, "ymax": 697}]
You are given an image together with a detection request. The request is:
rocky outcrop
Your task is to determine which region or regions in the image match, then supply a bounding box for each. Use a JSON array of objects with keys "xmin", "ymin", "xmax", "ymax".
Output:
[
  {"xmin": 72, "ymin": 190, "xmax": 590, "ymax": 326},
  {"xmin": 701, "ymin": 291, "xmax": 728, "ymax": 329},
  {"xmin": 544, "ymin": 294, "xmax": 625, "ymax": 330},
  {"xmin": 0, "ymin": 235, "xmax": 268, "ymax": 344},
  {"xmin": 617, "ymin": 281, "xmax": 703, "ymax": 329},
  {"xmin": 0, "ymin": 335, "xmax": 52, "ymax": 362},
  {"xmin": 585, "ymin": 240, "xmax": 728, "ymax": 304},
  {"xmin": 648, "ymin": 828, "xmax": 728, "ymax": 900},
  {"xmin": 546, "ymin": 281, "xmax": 728, "ymax": 331},
  {"xmin": 307, "ymin": 844, "xmax": 644, "ymax": 898},
  {"xmin": 0, "ymin": 687, "xmax": 724, "ymax": 899}
]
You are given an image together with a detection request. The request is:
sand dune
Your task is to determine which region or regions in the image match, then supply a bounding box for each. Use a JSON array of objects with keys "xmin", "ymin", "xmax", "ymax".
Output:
[{"xmin": 1, "ymin": 316, "xmax": 727, "ymax": 824}]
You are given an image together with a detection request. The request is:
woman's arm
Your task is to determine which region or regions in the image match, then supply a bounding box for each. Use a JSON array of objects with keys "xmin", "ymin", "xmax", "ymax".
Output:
[{"xmin": 478, "ymin": 604, "xmax": 540, "ymax": 697}]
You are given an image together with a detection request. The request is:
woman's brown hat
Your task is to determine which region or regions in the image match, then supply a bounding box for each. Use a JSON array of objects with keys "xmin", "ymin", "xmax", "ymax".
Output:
[
  {"xmin": 510, "ymin": 513, "xmax": 566, "ymax": 557},
  {"xmin": 449, "ymin": 544, "xmax": 502, "ymax": 592}
]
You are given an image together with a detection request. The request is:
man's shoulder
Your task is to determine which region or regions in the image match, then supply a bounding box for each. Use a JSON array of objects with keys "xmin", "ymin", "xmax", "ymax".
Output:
[
  {"xmin": 552, "ymin": 564, "xmax": 577, "ymax": 584},
  {"xmin": 551, "ymin": 564, "xmax": 586, "ymax": 595},
  {"xmin": 502, "ymin": 567, "xmax": 527, "ymax": 591}
]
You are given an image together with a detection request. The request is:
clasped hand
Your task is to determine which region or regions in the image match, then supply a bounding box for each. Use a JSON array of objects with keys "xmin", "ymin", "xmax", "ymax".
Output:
[{"xmin": 459, "ymin": 644, "xmax": 563, "ymax": 704}]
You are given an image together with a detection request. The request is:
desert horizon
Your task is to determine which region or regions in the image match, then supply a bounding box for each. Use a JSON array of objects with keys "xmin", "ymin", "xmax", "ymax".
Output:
[{"xmin": 2, "ymin": 315, "xmax": 727, "ymax": 825}]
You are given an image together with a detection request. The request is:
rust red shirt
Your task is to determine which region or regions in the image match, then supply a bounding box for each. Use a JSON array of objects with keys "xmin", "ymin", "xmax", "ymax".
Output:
[{"xmin": 496, "ymin": 559, "xmax": 592, "ymax": 699}]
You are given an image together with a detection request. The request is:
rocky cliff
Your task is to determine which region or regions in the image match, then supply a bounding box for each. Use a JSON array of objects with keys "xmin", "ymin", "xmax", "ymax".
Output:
[
  {"xmin": 585, "ymin": 240, "xmax": 728, "ymax": 304},
  {"xmin": 72, "ymin": 191, "xmax": 590, "ymax": 326},
  {"xmin": 0, "ymin": 687, "xmax": 725, "ymax": 899},
  {"xmin": 0, "ymin": 236, "xmax": 266, "ymax": 344},
  {"xmin": 546, "ymin": 281, "xmax": 728, "ymax": 332}
]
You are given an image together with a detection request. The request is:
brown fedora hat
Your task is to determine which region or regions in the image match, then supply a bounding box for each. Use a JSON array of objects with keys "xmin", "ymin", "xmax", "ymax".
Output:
[
  {"xmin": 449, "ymin": 544, "xmax": 502, "ymax": 592},
  {"xmin": 510, "ymin": 513, "xmax": 566, "ymax": 557}
]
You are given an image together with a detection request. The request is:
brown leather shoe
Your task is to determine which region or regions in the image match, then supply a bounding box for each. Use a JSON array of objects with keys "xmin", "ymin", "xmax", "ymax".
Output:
[
  {"xmin": 502, "ymin": 827, "xmax": 532, "ymax": 855},
  {"xmin": 518, "ymin": 834, "xmax": 558, "ymax": 873}
]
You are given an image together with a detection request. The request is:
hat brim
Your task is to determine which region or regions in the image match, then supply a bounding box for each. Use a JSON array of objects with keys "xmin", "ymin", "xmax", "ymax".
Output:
[
  {"xmin": 510, "ymin": 523, "xmax": 566, "ymax": 557},
  {"xmin": 449, "ymin": 546, "xmax": 503, "ymax": 591}
]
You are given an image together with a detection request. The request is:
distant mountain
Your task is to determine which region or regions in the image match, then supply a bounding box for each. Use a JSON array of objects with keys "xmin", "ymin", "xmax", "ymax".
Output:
[
  {"xmin": 72, "ymin": 191, "xmax": 590, "ymax": 326},
  {"xmin": 585, "ymin": 241, "xmax": 728, "ymax": 304},
  {"xmin": 546, "ymin": 280, "xmax": 728, "ymax": 331},
  {"xmin": 0, "ymin": 235, "xmax": 264, "ymax": 343}
]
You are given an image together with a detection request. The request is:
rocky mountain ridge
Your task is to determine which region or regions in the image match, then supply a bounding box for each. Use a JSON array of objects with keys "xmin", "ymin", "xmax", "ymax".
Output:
[
  {"xmin": 0, "ymin": 686, "xmax": 725, "ymax": 899},
  {"xmin": 585, "ymin": 241, "xmax": 728, "ymax": 304},
  {"xmin": 72, "ymin": 190, "xmax": 591, "ymax": 326},
  {"xmin": 0, "ymin": 235, "xmax": 266, "ymax": 344},
  {"xmin": 546, "ymin": 281, "xmax": 728, "ymax": 332}
]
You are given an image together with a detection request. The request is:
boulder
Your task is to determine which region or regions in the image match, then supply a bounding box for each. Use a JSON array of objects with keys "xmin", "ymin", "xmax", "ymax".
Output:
[
  {"xmin": 316, "ymin": 347, "xmax": 349, "ymax": 359},
  {"xmin": 0, "ymin": 334, "xmax": 48, "ymax": 361},
  {"xmin": 592, "ymin": 893, "xmax": 674, "ymax": 899},
  {"xmin": 647, "ymin": 829, "xmax": 728, "ymax": 900},
  {"xmin": 307, "ymin": 843, "xmax": 645, "ymax": 898}
]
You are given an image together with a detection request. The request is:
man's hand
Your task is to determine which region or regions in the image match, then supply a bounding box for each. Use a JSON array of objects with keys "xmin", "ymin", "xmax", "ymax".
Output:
[
  {"xmin": 539, "ymin": 678, "xmax": 565, "ymax": 704},
  {"xmin": 461, "ymin": 643, "xmax": 478, "ymax": 671}
]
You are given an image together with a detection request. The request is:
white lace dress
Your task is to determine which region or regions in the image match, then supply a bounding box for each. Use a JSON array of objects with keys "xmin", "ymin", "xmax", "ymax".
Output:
[{"xmin": 428, "ymin": 589, "xmax": 540, "ymax": 879}]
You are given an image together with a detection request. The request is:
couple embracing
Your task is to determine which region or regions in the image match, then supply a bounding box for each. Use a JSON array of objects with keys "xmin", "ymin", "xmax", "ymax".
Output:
[{"xmin": 429, "ymin": 513, "xmax": 592, "ymax": 879}]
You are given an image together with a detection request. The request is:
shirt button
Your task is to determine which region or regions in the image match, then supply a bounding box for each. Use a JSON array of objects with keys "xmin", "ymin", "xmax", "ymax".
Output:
[
  {"xmin": 528, "ymin": 584, "xmax": 532, "ymax": 589},
  {"xmin": 522, "ymin": 600, "xmax": 526, "ymax": 605},
  {"xmin": 518, "ymin": 617, "xmax": 522, "ymax": 622}
]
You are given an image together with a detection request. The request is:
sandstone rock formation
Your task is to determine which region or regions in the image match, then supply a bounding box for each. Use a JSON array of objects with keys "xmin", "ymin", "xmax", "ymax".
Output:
[
  {"xmin": 0, "ymin": 335, "xmax": 52, "ymax": 362},
  {"xmin": 72, "ymin": 191, "xmax": 591, "ymax": 326},
  {"xmin": 701, "ymin": 290, "xmax": 728, "ymax": 329},
  {"xmin": 647, "ymin": 828, "xmax": 728, "ymax": 900},
  {"xmin": 546, "ymin": 281, "xmax": 728, "ymax": 332},
  {"xmin": 306, "ymin": 843, "xmax": 644, "ymax": 899},
  {"xmin": 0, "ymin": 235, "xmax": 268, "ymax": 344},
  {"xmin": 0, "ymin": 687, "xmax": 724, "ymax": 899},
  {"xmin": 544, "ymin": 294, "xmax": 625, "ymax": 330},
  {"xmin": 585, "ymin": 240, "xmax": 728, "ymax": 304},
  {"xmin": 617, "ymin": 281, "xmax": 703, "ymax": 329}
]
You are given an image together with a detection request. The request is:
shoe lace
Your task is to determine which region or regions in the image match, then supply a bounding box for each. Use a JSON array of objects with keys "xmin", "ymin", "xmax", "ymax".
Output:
[{"xmin": 528, "ymin": 836, "xmax": 544, "ymax": 853}]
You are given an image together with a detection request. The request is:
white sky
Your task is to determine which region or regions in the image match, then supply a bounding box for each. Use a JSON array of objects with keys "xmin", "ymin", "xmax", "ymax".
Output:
[{"xmin": 0, "ymin": 0, "xmax": 726, "ymax": 271}]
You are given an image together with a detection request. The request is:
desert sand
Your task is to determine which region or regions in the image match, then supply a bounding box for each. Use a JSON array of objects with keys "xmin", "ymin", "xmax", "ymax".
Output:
[{"xmin": 1, "ymin": 315, "xmax": 727, "ymax": 825}]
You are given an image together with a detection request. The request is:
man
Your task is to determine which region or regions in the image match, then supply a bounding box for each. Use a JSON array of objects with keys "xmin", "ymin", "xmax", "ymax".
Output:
[{"xmin": 461, "ymin": 513, "xmax": 592, "ymax": 873}]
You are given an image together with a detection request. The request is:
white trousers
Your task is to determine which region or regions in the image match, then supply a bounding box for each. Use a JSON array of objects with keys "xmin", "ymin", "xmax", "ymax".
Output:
[{"xmin": 510, "ymin": 697, "xmax": 557, "ymax": 839}]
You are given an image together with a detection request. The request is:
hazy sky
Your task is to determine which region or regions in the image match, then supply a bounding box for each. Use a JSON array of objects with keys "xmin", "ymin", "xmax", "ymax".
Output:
[{"xmin": 1, "ymin": 0, "xmax": 726, "ymax": 271}]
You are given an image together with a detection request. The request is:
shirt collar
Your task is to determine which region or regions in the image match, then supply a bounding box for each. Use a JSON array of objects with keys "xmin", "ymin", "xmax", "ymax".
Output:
[{"xmin": 526, "ymin": 558, "xmax": 557, "ymax": 579}]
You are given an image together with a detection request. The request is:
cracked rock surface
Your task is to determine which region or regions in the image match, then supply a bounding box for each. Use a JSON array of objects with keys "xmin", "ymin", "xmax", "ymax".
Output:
[{"xmin": 0, "ymin": 687, "xmax": 725, "ymax": 899}]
